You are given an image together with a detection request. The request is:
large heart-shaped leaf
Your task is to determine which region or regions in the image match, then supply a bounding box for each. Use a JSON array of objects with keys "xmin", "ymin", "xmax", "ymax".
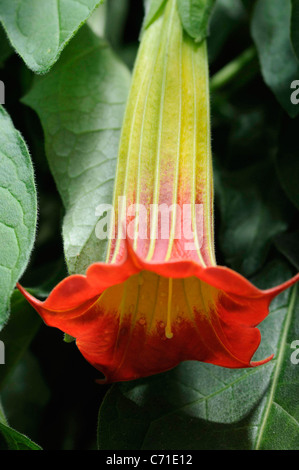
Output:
[
  {"xmin": 97, "ymin": 260, "xmax": 299, "ymax": 450},
  {"xmin": 0, "ymin": 0, "xmax": 104, "ymax": 74},
  {"xmin": 23, "ymin": 26, "xmax": 130, "ymax": 274},
  {"xmin": 251, "ymin": 0, "xmax": 299, "ymax": 118},
  {"xmin": 0, "ymin": 105, "xmax": 37, "ymax": 328}
]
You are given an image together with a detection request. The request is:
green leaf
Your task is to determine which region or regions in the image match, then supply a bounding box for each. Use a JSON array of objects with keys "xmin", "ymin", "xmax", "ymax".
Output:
[
  {"xmin": 23, "ymin": 26, "xmax": 131, "ymax": 274},
  {"xmin": 0, "ymin": 418, "xmax": 41, "ymax": 450},
  {"xmin": 291, "ymin": 0, "xmax": 299, "ymax": 61},
  {"xmin": 0, "ymin": 0, "xmax": 104, "ymax": 74},
  {"xmin": 97, "ymin": 260, "xmax": 299, "ymax": 450},
  {"xmin": 0, "ymin": 397, "xmax": 41, "ymax": 450},
  {"xmin": 87, "ymin": 2, "xmax": 106, "ymax": 38},
  {"xmin": 0, "ymin": 290, "xmax": 41, "ymax": 389},
  {"xmin": 105, "ymin": 0, "xmax": 130, "ymax": 49},
  {"xmin": 143, "ymin": 0, "xmax": 167, "ymax": 29},
  {"xmin": 214, "ymin": 160, "xmax": 292, "ymax": 277},
  {"xmin": 104, "ymin": 0, "xmax": 136, "ymax": 69},
  {"xmin": 251, "ymin": 0, "xmax": 299, "ymax": 117},
  {"xmin": 0, "ymin": 105, "xmax": 37, "ymax": 328},
  {"xmin": 177, "ymin": 0, "xmax": 216, "ymax": 43}
]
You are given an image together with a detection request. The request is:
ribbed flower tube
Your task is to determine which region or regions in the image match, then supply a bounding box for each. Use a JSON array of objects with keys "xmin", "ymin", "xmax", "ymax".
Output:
[
  {"xmin": 18, "ymin": 0, "xmax": 299, "ymax": 383},
  {"xmin": 107, "ymin": 0, "xmax": 215, "ymax": 268}
]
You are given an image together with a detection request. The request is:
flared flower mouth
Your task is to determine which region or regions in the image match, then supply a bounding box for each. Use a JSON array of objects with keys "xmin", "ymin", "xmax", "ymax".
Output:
[
  {"xmin": 17, "ymin": 239, "xmax": 299, "ymax": 383},
  {"xmin": 17, "ymin": 0, "xmax": 299, "ymax": 383}
]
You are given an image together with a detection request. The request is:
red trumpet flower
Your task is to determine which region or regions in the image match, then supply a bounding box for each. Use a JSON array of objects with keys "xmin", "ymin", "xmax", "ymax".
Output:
[{"xmin": 18, "ymin": 0, "xmax": 299, "ymax": 383}]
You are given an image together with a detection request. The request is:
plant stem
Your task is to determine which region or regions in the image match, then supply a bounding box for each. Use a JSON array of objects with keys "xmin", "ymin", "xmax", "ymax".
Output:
[{"xmin": 210, "ymin": 46, "xmax": 258, "ymax": 92}]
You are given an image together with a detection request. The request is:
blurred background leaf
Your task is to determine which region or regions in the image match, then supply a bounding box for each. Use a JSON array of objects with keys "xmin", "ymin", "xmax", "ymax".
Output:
[
  {"xmin": 0, "ymin": 290, "xmax": 41, "ymax": 389},
  {"xmin": 0, "ymin": 24, "xmax": 13, "ymax": 67},
  {"xmin": 214, "ymin": 159, "xmax": 294, "ymax": 277},
  {"xmin": 291, "ymin": 0, "xmax": 299, "ymax": 61},
  {"xmin": 274, "ymin": 231, "xmax": 299, "ymax": 272},
  {"xmin": 0, "ymin": 351, "xmax": 49, "ymax": 447},
  {"xmin": 208, "ymin": 0, "xmax": 247, "ymax": 63},
  {"xmin": 251, "ymin": 0, "xmax": 299, "ymax": 117}
]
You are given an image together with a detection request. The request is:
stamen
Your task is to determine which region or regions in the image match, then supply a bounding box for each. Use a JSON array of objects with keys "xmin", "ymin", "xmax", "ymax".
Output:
[{"xmin": 165, "ymin": 278, "xmax": 174, "ymax": 339}]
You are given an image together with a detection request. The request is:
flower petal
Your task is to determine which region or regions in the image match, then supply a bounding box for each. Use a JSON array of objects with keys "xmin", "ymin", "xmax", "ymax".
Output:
[
  {"xmin": 17, "ymin": 247, "xmax": 299, "ymax": 382},
  {"xmin": 16, "ymin": 0, "xmax": 299, "ymax": 383}
]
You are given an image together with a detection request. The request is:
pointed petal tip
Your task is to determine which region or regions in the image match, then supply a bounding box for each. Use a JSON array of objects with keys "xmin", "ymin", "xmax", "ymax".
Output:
[
  {"xmin": 264, "ymin": 272, "xmax": 299, "ymax": 300},
  {"xmin": 16, "ymin": 282, "xmax": 43, "ymax": 308},
  {"xmin": 250, "ymin": 353, "xmax": 274, "ymax": 367}
]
